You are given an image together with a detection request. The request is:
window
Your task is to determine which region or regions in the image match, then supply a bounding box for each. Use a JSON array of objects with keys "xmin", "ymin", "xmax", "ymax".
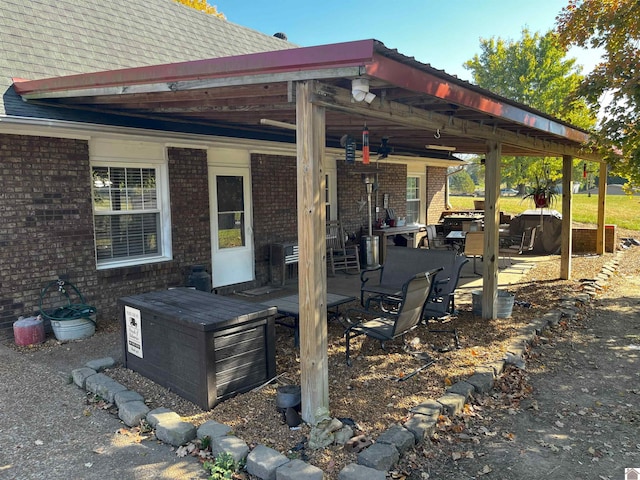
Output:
[
  {"xmin": 216, "ymin": 175, "xmax": 245, "ymax": 249},
  {"xmin": 324, "ymin": 160, "xmax": 337, "ymax": 221},
  {"xmin": 406, "ymin": 176, "xmax": 421, "ymax": 224},
  {"xmin": 92, "ymin": 164, "xmax": 170, "ymax": 268}
]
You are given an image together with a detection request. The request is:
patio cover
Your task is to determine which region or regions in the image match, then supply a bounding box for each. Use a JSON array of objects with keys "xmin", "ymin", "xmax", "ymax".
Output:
[{"xmin": 11, "ymin": 39, "xmax": 605, "ymax": 424}]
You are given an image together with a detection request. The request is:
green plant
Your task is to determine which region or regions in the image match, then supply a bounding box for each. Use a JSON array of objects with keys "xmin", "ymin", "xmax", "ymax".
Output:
[
  {"xmin": 522, "ymin": 175, "xmax": 558, "ymax": 208},
  {"xmin": 203, "ymin": 452, "xmax": 241, "ymax": 480}
]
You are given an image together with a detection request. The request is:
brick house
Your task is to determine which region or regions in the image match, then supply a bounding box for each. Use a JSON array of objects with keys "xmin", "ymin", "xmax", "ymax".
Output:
[
  {"xmin": 0, "ymin": 0, "xmax": 463, "ymax": 335},
  {"xmin": 1, "ymin": 0, "xmax": 595, "ymax": 339}
]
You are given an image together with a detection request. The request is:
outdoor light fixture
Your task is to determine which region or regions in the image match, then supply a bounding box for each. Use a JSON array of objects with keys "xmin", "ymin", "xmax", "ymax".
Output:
[
  {"xmin": 425, "ymin": 144, "xmax": 457, "ymax": 152},
  {"xmin": 259, "ymin": 118, "xmax": 296, "ymax": 130},
  {"xmin": 351, "ymin": 78, "xmax": 376, "ymax": 104}
]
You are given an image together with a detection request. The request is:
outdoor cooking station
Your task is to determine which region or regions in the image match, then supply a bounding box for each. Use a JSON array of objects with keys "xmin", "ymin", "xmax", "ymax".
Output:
[{"xmin": 118, "ymin": 288, "xmax": 277, "ymax": 410}]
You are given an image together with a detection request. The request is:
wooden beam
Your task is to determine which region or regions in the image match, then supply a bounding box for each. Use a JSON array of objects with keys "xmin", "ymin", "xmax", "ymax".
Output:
[
  {"xmin": 482, "ymin": 141, "xmax": 501, "ymax": 319},
  {"xmin": 560, "ymin": 155, "xmax": 574, "ymax": 279},
  {"xmin": 296, "ymin": 80, "xmax": 330, "ymax": 425},
  {"xmin": 310, "ymin": 83, "xmax": 601, "ymax": 160},
  {"xmin": 596, "ymin": 162, "xmax": 608, "ymax": 255}
]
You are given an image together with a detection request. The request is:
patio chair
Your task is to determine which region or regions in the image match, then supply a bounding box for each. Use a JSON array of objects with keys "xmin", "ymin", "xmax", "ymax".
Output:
[
  {"xmin": 499, "ymin": 226, "xmax": 536, "ymax": 268},
  {"xmin": 344, "ymin": 269, "xmax": 440, "ymax": 365},
  {"xmin": 326, "ymin": 220, "xmax": 360, "ymax": 275},
  {"xmin": 424, "ymin": 225, "xmax": 449, "ymax": 249},
  {"xmin": 463, "ymin": 231, "xmax": 484, "ymax": 276}
]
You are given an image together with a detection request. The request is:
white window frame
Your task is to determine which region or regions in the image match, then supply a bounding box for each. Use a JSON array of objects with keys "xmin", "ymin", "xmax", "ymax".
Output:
[
  {"xmin": 325, "ymin": 157, "xmax": 337, "ymax": 221},
  {"xmin": 90, "ymin": 140, "xmax": 172, "ymax": 270},
  {"xmin": 406, "ymin": 167, "xmax": 426, "ymax": 225}
]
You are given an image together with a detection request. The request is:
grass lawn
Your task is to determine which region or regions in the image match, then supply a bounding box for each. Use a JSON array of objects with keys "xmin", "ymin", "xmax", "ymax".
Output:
[{"xmin": 450, "ymin": 194, "xmax": 640, "ymax": 231}]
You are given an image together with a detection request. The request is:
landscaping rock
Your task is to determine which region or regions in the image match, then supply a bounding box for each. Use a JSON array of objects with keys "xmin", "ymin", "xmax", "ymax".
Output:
[
  {"xmin": 197, "ymin": 420, "xmax": 231, "ymax": 440},
  {"xmin": 211, "ymin": 435, "xmax": 249, "ymax": 463},
  {"xmin": 114, "ymin": 390, "xmax": 144, "ymax": 408},
  {"xmin": 466, "ymin": 371, "xmax": 495, "ymax": 394},
  {"xmin": 118, "ymin": 400, "xmax": 150, "ymax": 427},
  {"xmin": 375, "ymin": 424, "xmax": 415, "ymax": 454},
  {"xmin": 446, "ymin": 380, "xmax": 475, "ymax": 401},
  {"xmin": 403, "ymin": 413, "xmax": 437, "ymax": 443},
  {"xmin": 85, "ymin": 357, "xmax": 115, "ymax": 372},
  {"xmin": 246, "ymin": 444, "xmax": 290, "ymax": 480},
  {"xmin": 276, "ymin": 458, "xmax": 323, "ymax": 480},
  {"xmin": 71, "ymin": 367, "xmax": 96, "ymax": 389},
  {"xmin": 338, "ymin": 463, "xmax": 386, "ymax": 480},
  {"xmin": 146, "ymin": 407, "xmax": 180, "ymax": 428},
  {"xmin": 437, "ymin": 392, "xmax": 466, "ymax": 416},
  {"xmin": 357, "ymin": 442, "xmax": 399, "ymax": 471},
  {"xmin": 155, "ymin": 419, "xmax": 196, "ymax": 447},
  {"xmin": 85, "ymin": 372, "xmax": 127, "ymax": 403}
]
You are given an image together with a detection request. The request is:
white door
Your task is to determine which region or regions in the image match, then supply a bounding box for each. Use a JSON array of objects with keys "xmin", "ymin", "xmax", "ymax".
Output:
[{"xmin": 209, "ymin": 165, "xmax": 254, "ymax": 287}]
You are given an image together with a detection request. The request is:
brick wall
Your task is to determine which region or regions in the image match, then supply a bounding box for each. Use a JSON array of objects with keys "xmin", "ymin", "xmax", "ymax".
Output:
[
  {"xmin": 251, "ymin": 154, "xmax": 298, "ymax": 284},
  {"xmin": 166, "ymin": 148, "xmax": 211, "ymax": 282},
  {"xmin": 336, "ymin": 161, "xmax": 407, "ymax": 238},
  {"xmin": 426, "ymin": 167, "xmax": 447, "ymax": 225},
  {"xmin": 1, "ymin": 134, "xmax": 450, "ymax": 335},
  {"xmin": 572, "ymin": 225, "xmax": 618, "ymax": 253},
  {"xmin": 0, "ymin": 134, "xmax": 212, "ymax": 337},
  {"xmin": 0, "ymin": 134, "xmax": 96, "ymax": 336},
  {"xmin": 250, "ymin": 157, "xmax": 409, "ymax": 284}
]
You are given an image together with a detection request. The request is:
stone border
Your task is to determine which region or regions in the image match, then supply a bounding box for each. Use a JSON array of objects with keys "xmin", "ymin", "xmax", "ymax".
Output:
[{"xmin": 70, "ymin": 251, "xmax": 624, "ymax": 479}]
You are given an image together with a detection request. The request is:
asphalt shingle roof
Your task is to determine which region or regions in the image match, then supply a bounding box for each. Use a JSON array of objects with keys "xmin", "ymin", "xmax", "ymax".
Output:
[{"xmin": 0, "ymin": 0, "xmax": 293, "ymax": 117}]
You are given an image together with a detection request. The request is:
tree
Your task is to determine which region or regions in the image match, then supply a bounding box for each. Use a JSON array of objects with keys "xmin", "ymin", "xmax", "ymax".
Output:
[
  {"xmin": 173, "ymin": 0, "xmax": 224, "ymax": 17},
  {"xmin": 556, "ymin": 0, "xmax": 640, "ymax": 189},
  {"xmin": 449, "ymin": 169, "xmax": 476, "ymax": 195},
  {"xmin": 464, "ymin": 29, "xmax": 596, "ymax": 192}
]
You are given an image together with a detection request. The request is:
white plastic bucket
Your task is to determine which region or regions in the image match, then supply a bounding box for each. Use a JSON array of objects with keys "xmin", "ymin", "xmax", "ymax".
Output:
[{"xmin": 50, "ymin": 316, "xmax": 95, "ymax": 341}]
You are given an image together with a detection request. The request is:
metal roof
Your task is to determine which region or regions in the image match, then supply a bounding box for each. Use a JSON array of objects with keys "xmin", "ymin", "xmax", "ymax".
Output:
[{"xmin": 10, "ymin": 30, "xmax": 597, "ymax": 159}]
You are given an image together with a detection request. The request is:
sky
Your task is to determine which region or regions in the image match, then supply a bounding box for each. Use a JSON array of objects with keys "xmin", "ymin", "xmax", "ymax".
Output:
[{"xmin": 215, "ymin": 0, "xmax": 601, "ymax": 82}]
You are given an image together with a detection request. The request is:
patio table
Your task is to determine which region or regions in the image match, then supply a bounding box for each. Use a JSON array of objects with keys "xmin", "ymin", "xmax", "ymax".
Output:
[
  {"xmin": 265, "ymin": 292, "xmax": 356, "ymax": 345},
  {"xmin": 445, "ymin": 230, "xmax": 467, "ymax": 252}
]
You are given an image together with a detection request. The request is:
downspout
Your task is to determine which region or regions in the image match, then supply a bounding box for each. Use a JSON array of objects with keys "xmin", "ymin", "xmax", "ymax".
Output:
[{"xmin": 445, "ymin": 166, "xmax": 465, "ymax": 210}]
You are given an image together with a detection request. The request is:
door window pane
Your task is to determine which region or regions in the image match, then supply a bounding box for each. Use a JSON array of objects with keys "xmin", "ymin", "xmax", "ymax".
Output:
[{"xmin": 217, "ymin": 175, "xmax": 245, "ymax": 248}]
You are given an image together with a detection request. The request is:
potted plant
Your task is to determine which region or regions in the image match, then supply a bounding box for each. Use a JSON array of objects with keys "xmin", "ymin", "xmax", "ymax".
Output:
[{"xmin": 523, "ymin": 175, "xmax": 558, "ymax": 208}]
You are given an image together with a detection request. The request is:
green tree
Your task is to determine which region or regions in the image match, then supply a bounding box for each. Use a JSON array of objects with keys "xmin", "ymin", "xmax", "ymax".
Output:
[
  {"xmin": 449, "ymin": 169, "xmax": 476, "ymax": 195},
  {"xmin": 464, "ymin": 29, "xmax": 596, "ymax": 192},
  {"xmin": 556, "ymin": 0, "xmax": 640, "ymax": 189},
  {"xmin": 173, "ymin": 0, "xmax": 224, "ymax": 17}
]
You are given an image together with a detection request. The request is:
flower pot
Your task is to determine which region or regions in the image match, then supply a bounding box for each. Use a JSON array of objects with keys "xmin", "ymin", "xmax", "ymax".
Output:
[{"xmin": 533, "ymin": 193, "xmax": 550, "ymax": 208}]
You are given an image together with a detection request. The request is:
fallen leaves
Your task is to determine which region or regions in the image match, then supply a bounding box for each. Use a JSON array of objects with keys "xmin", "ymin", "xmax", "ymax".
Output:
[{"xmin": 116, "ymin": 426, "xmax": 150, "ymax": 443}]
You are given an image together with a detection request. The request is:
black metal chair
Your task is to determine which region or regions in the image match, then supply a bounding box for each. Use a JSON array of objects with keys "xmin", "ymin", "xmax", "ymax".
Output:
[
  {"xmin": 499, "ymin": 226, "xmax": 537, "ymax": 268},
  {"xmin": 344, "ymin": 269, "xmax": 440, "ymax": 365}
]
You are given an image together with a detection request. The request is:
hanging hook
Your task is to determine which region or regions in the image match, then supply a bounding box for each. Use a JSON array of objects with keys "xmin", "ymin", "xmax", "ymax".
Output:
[{"xmin": 434, "ymin": 129, "xmax": 441, "ymax": 139}]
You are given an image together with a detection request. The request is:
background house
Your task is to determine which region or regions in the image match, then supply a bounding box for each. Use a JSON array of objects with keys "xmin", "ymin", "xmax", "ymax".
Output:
[{"xmin": 0, "ymin": 0, "xmax": 459, "ymax": 335}]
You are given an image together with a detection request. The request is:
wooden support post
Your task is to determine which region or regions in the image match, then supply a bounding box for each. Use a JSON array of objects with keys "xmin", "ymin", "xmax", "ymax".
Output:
[
  {"xmin": 560, "ymin": 155, "xmax": 573, "ymax": 279},
  {"xmin": 596, "ymin": 162, "xmax": 607, "ymax": 255},
  {"xmin": 482, "ymin": 141, "xmax": 501, "ymax": 319},
  {"xmin": 295, "ymin": 80, "xmax": 330, "ymax": 425}
]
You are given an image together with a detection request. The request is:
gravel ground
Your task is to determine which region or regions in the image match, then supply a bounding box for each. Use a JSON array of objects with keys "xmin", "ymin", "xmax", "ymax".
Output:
[
  {"xmin": 105, "ymin": 245, "xmax": 631, "ymax": 478},
  {"xmin": 3, "ymin": 231, "xmax": 638, "ymax": 479}
]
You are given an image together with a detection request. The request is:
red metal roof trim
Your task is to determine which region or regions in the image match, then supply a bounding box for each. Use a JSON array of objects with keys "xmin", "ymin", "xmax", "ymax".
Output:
[
  {"xmin": 13, "ymin": 40, "xmax": 377, "ymax": 95},
  {"xmin": 369, "ymin": 42, "xmax": 590, "ymax": 142}
]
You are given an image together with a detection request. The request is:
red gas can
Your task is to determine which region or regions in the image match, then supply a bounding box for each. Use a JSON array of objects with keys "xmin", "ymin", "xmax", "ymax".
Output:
[{"xmin": 13, "ymin": 316, "xmax": 45, "ymax": 346}]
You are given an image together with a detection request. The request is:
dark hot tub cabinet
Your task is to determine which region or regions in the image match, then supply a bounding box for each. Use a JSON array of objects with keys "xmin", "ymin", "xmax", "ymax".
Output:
[{"xmin": 118, "ymin": 288, "xmax": 276, "ymax": 410}]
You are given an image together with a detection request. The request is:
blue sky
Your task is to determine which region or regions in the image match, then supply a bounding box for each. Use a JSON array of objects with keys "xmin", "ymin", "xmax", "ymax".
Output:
[{"xmin": 215, "ymin": 0, "xmax": 600, "ymax": 81}]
